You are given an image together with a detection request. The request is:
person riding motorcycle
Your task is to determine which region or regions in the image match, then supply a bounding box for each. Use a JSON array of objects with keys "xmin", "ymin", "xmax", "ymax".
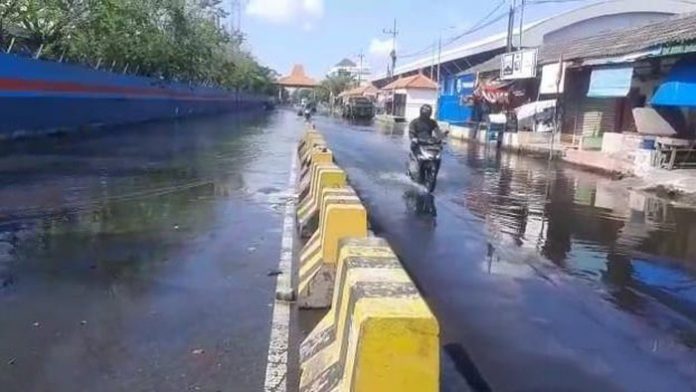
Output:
[
  {"xmin": 409, "ymin": 104, "xmax": 443, "ymax": 152},
  {"xmin": 409, "ymin": 104, "xmax": 445, "ymax": 171}
]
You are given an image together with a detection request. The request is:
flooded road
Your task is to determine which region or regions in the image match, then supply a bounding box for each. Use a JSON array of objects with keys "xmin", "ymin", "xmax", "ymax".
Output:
[
  {"xmin": 313, "ymin": 116, "xmax": 696, "ymax": 391},
  {"xmin": 2, "ymin": 109, "xmax": 696, "ymax": 391},
  {"xmin": 0, "ymin": 111, "xmax": 301, "ymax": 391}
]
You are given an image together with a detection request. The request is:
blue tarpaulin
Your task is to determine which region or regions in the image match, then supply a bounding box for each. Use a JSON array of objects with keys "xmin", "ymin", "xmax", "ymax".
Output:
[
  {"xmin": 651, "ymin": 60, "xmax": 696, "ymax": 107},
  {"xmin": 587, "ymin": 66, "xmax": 634, "ymax": 98}
]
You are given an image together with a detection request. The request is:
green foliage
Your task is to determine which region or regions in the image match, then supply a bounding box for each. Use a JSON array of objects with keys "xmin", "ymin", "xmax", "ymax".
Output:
[
  {"xmin": 316, "ymin": 72, "xmax": 355, "ymax": 102},
  {"xmin": 1, "ymin": 0, "xmax": 275, "ymax": 93}
]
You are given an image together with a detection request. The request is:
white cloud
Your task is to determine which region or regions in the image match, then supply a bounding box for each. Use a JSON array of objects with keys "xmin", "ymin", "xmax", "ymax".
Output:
[
  {"xmin": 302, "ymin": 0, "xmax": 323, "ymax": 17},
  {"xmin": 246, "ymin": 0, "xmax": 324, "ymax": 25},
  {"xmin": 369, "ymin": 38, "xmax": 395, "ymax": 57}
]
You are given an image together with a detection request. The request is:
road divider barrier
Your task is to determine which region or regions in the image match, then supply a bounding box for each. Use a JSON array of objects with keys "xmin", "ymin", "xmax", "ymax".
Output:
[
  {"xmin": 293, "ymin": 128, "xmax": 439, "ymax": 391},
  {"xmin": 297, "ymin": 163, "xmax": 346, "ymax": 223},
  {"xmin": 298, "ymin": 147, "xmax": 334, "ymax": 201}
]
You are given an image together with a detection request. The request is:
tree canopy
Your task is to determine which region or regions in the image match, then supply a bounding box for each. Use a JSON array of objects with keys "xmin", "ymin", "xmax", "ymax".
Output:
[
  {"xmin": 316, "ymin": 71, "xmax": 355, "ymax": 102},
  {"xmin": 0, "ymin": 0, "xmax": 276, "ymax": 94}
]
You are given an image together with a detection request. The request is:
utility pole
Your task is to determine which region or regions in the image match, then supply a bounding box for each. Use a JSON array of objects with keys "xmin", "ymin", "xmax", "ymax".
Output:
[
  {"xmin": 436, "ymin": 35, "xmax": 442, "ymax": 83},
  {"xmin": 383, "ymin": 19, "xmax": 398, "ymax": 77},
  {"xmin": 230, "ymin": 0, "xmax": 244, "ymax": 33},
  {"xmin": 356, "ymin": 50, "xmax": 365, "ymax": 85},
  {"xmin": 518, "ymin": 0, "xmax": 526, "ymax": 48},
  {"xmin": 506, "ymin": 0, "xmax": 517, "ymax": 52}
]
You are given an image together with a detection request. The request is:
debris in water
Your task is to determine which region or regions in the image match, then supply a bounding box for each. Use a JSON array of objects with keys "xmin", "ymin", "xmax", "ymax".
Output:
[
  {"xmin": 267, "ymin": 270, "xmax": 282, "ymax": 277},
  {"xmin": 80, "ymin": 320, "xmax": 87, "ymax": 326},
  {"xmin": 191, "ymin": 349, "xmax": 204, "ymax": 355},
  {"xmin": 8, "ymin": 358, "xmax": 16, "ymax": 366},
  {"xmin": 248, "ymin": 246, "xmax": 257, "ymax": 253},
  {"xmin": 174, "ymin": 225, "xmax": 180, "ymax": 230},
  {"xmin": 32, "ymin": 322, "xmax": 40, "ymax": 328}
]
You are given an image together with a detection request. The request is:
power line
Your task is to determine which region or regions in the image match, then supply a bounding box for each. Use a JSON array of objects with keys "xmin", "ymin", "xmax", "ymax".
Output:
[{"xmin": 399, "ymin": 0, "xmax": 507, "ymax": 59}]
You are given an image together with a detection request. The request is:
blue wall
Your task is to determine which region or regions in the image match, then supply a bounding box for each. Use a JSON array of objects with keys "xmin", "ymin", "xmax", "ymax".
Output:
[
  {"xmin": 437, "ymin": 74, "xmax": 475, "ymax": 124},
  {"xmin": 0, "ymin": 54, "xmax": 266, "ymax": 137}
]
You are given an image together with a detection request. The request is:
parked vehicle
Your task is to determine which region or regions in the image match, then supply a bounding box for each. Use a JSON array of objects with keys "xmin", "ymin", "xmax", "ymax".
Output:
[{"xmin": 342, "ymin": 97, "xmax": 375, "ymax": 119}]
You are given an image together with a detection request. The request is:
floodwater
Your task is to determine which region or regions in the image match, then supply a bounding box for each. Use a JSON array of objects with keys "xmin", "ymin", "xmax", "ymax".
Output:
[
  {"xmin": 313, "ymin": 115, "xmax": 696, "ymax": 392},
  {"xmin": 2, "ymin": 109, "xmax": 696, "ymax": 391},
  {"xmin": 0, "ymin": 111, "xmax": 301, "ymax": 391}
]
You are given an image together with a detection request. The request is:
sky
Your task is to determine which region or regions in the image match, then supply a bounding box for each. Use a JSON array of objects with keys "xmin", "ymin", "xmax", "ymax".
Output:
[{"xmin": 235, "ymin": 0, "xmax": 599, "ymax": 79}]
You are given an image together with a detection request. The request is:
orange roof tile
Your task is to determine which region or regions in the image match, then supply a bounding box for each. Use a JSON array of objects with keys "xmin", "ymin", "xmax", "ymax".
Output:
[
  {"xmin": 277, "ymin": 65, "xmax": 318, "ymax": 87},
  {"xmin": 338, "ymin": 84, "xmax": 379, "ymax": 97},
  {"xmin": 382, "ymin": 74, "xmax": 438, "ymax": 90}
]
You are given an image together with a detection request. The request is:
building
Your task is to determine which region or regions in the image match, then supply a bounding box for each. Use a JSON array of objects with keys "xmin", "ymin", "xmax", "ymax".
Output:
[
  {"xmin": 328, "ymin": 58, "xmax": 371, "ymax": 84},
  {"xmin": 381, "ymin": 74, "xmax": 438, "ymax": 121},
  {"xmin": 370, "ymin": 0, "xmax": 696, "ymax": 125}
]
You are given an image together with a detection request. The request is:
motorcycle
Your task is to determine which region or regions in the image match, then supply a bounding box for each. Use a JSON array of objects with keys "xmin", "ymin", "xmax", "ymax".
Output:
[
  {"xmin": 407, "ymin": 137, "xmax": 444, "ymax": 193},
  {"xmin": 303, "ymin": 108, "xmax": 312, "ymax": 121}
]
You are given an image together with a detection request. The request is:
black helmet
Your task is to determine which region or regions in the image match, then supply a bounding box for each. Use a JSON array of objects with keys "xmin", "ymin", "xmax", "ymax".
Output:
[{"xmin": 419, "ymin": 104, "xmax": 433, "ymax": 118}]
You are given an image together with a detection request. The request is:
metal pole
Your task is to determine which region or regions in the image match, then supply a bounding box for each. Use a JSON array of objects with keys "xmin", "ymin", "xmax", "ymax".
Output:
[
  {"xmin": 95, "ymin": 58, "xmax": 102, "ymax": 70},
  {"xmin": 6, "ymin": 37, "xmax": 15, "ymax": 53},
  {"xmin": 58, "ymin": 49, "xmax": 66, "ymax": 63},
  {"xmin": 550, "ymin": 54, "xmax": 564, "ymax": 161},
  {"xmin": 34, "ymin": 44, "xmax": 44, "ymax": 59},
  {"xmin": 437, "ymin": 35, "xmax": 442, "ymax": 83},
  {"xmin": 506, "ymin": 0, "xmax": 516, "ymax": 52},
  {"xmin": 357, "ymin": 50, "xmax": 365, "ymax": 85},
  {"xmin": 518, "ymin": 0, "xmax": 525, "ymax": 48},
  {"xmin": 383, "ymin": 19, "xmax": 398, "ymax": 77}
]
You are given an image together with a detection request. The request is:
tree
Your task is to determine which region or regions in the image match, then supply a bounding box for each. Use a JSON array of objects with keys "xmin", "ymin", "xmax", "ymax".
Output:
[
  {"xmin": 2, "ymin": 0, "xmax": 276, "ymax": 94},
  {"xmin": 316, "ymin": 72, "xmax": 355, "ymax": 103}
]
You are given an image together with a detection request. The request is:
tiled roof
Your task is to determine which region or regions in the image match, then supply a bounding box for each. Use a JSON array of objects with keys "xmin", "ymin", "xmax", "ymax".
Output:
[
  {"xmin": 540, "ymin": 11, "xmax": 696, "ymax": 64},
  {"xmin": 335, "ymin": 58, "xmax": 357, "ymax": 67},
  {"xmin": 382, "ymin": 74, "xmax": 438, "ymax": 90},
  {"xmin": 463, "ymin": 12, "xmax": 696, "ymax": 75},
  {"xmin": 277, "ymin": 65, "xmax": 318, "ymax": 87},
  {"xmin": 339, "ymin": 84, "xmax": 379, "ymax": 97}
]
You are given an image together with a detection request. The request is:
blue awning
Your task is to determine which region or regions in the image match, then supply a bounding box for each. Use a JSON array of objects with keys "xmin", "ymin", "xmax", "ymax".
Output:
[
  {"xmin": 651, "ymin": 59, "xmax": 696, "ymax": 107},
  {"xmin": 587, "ymin": 67, "xmax": 634, "ymax": 98}
]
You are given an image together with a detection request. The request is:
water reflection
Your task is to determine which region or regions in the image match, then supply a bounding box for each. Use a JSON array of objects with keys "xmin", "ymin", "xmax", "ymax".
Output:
[
  {"xmin": 449, "ymin": 143, "xmax": 696, "ymax": 344},
  {"xmin": 403, "ymin": 189, "xmax": 438, "ymax": 219},
  {"xmin": 0, "ymin": 113, "xmax": 272, "ymax": 290}
]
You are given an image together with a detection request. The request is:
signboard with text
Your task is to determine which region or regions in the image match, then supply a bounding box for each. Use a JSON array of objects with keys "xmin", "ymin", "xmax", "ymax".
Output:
[{"xmin": 501, "ymin": 49, "xmax": 538, "ymax": 80}]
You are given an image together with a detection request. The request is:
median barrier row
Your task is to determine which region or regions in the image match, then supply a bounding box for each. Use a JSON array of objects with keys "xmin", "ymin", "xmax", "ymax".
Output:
[{"xmin": 294, "ymin": 128, "xmax": 440, "ymax": 392}]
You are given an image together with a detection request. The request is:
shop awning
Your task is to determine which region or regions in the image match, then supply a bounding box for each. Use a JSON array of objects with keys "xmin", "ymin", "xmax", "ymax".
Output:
[
  {"xmin": 587, "ymin": 67, "xmax": 633, "ymax": 98},
  {"xmin": 651, "ymin": 60, "xmax": 696, "ymax": 107}
]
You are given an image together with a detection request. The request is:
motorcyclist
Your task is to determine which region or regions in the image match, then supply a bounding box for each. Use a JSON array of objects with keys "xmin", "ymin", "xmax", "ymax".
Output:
[
  {"xmin": 303, "ymin": 102, "xmax": 312, "ymax": 121},
  {"xmin": 409, "ymin": 104, "xmax": 443, "ymax": 154}
]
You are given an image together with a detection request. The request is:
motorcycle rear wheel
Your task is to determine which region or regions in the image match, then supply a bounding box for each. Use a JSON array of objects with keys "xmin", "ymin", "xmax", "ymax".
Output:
[{"xmin": 422, "ymin": 163, "xmax": 437, "ymax": 192}]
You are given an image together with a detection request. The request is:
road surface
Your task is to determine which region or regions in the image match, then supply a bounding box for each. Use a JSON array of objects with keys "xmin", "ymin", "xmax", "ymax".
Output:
[{"xmin": 312, "ymin": 115, "xmax": 696, "ymax": 392}]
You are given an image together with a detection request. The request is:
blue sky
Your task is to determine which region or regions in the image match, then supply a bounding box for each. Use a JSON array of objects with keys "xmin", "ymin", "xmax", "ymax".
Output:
[{"xmin": 238, "ymin": 0, "xmax": 593, "ymax": 78}]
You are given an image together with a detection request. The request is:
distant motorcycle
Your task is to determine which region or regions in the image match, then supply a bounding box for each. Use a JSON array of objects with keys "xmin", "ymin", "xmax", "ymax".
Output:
[
  {"xmin": 407, "ymin": 137, "xmax": 444, "ymax": 193},
  {"xmin": 303, "ymin": 108, "xmax": 312, "ymax": 121}
]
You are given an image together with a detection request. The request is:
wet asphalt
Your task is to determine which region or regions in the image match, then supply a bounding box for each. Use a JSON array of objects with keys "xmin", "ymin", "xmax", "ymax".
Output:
[
  {"xmin": 0, "ymin": 111, "xmax": 303, "ymax": 391},
  {"xmin": 311, "ymin": 115, "xmax": 696, "ymax": 392},
  {"xmin": 2, "ymin": 109, "xmax": 696, "ymax": 391}
]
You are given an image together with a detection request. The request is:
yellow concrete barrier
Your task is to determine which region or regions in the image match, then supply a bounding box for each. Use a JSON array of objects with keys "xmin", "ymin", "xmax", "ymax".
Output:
[
  {"xmin": 299, "ymin": 238, "xmax": 439, "ymax": 392},
  {"xmin": 298, "ymin": 147, "xmax": 334, "ymax": 200},
  {"xmin": 298, "ymin": 186, "xmax": 359, "ymax": 238},
  {"xmin": 299, "ymin": 133, "xmax": 327, "ymax": 167},
  {"xmin": 296, "ymin": 164, "xmax": 346, "ymax": 223},
  {"xmin": 298, "ymin": 201, "xmax": 368, "ymax": 308},
  {"xmin": 298, "ymin": 129, "xmax": 322, "ymax": 153}
]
